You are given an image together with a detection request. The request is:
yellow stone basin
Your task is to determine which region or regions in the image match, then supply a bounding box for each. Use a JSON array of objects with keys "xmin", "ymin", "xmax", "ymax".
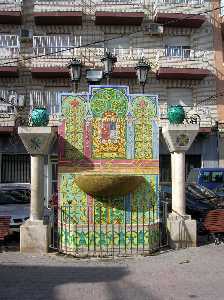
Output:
[{"xmin": 74, "ymin": 175, "xmax": 145, "ymax": 197}]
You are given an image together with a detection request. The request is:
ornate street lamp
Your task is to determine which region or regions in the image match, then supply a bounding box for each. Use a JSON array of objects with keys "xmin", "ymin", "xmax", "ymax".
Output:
[
  {"xmin": 135, "ymin": 58, "xmax": 151, "ymax": 94},
  {"xmin": 101, "ymin": 52, "xmax": 117, "ymax": 85},
  {"xmin": 68, "ymin": 58, "xmax": 82, "ymax": 93}
]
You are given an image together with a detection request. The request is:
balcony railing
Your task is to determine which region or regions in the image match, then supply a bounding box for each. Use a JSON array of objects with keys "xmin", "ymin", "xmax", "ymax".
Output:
[
  {"xmin": 157, "ymin": 0, "xmax": 205, "ymax": 5},
  {"xmin": 34, "ymin": 0, "xmax": 147, "ymax": 13},
  {"xmin": 156, "ymin": 47, "xmax": 207, "ymax": 68},
  {"xmin": 33, "ymin": 0, "xmax": 82, "ymax": 12},
  {"xmin": 32, "ymin": 41, "xmax": 147, "ymax": 68},
  {"xmin": 0, "ymin": 35, "xmax": 20, "ymax": 65},
  {"xmin": 164, "ymin": 46, "xmax": 205, "ymax": 60},
  {"xmin": 0, "ymin": 0, "xmax": 22, "ymax": 11},
  {"xmin": 33, "ymin": 35, "xmax": 81, "ymax": 57},
  {"xmin": 30, "ymin": 90, "xmax": 68, "ymax": 117}
]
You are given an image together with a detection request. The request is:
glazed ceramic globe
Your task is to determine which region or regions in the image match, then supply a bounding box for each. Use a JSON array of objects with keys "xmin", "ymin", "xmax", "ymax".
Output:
[
  {"xmin": 167, "ymin": 105, "xmax": 185, "ymax": 124},
  {"xmin": 31, "ymin": 107, "xmax": 49, "ymax": 126}
]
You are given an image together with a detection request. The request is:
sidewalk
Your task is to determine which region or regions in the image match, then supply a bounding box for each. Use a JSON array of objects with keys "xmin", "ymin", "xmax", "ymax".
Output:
[{"xmin": 0, "ymin": 244, "xmax": 224, "ymax": 300}]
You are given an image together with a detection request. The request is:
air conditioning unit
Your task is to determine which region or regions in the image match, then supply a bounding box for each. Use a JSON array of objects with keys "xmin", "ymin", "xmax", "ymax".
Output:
[{"xmin": 147, "ymin": 23, "xmax": 164, "ymax": 35}]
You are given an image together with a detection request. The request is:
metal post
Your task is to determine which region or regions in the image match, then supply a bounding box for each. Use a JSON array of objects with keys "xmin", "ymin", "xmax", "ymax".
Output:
[{"xmin": 73, "ymin": 81, "xmax": 79, "ymax": 93}]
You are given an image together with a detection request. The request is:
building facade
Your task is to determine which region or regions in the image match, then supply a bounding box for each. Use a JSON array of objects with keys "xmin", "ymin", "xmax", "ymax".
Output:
[{"xmin": 0, "ymin": 0, "xmax": 220, "ymax": 201}]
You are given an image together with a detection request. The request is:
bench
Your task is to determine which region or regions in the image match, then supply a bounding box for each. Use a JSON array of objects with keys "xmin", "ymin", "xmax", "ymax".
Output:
[
  {"xmin": 203, "ymin": 209, "xmax": 224, "ymax": 244},
  {"xmin": 0, "ymin": 216, "xmax": 10, "ymax": 241}
]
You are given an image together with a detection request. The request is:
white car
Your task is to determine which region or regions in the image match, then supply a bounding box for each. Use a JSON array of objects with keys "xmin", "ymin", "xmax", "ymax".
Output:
[{"xmin": 0, "ymin": 184, "xmax": 50, "ymax": 234}]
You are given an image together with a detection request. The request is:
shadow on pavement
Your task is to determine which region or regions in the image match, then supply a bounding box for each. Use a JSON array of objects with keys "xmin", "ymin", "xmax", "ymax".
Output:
[{"xmin": 0, "ymin": 264, "xmax": 160, "ymax": 300}]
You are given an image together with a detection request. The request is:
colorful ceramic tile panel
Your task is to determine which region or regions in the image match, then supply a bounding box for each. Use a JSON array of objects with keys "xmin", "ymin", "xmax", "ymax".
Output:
[{"xmin": 58, "ymin": 86, "xmax": 160, "ymax": 256}]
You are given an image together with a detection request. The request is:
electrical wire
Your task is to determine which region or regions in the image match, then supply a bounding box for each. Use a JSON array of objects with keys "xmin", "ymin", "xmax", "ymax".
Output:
[{"xmin": 0, "ymin": 3, "xmax": 223, "ymax": 66}]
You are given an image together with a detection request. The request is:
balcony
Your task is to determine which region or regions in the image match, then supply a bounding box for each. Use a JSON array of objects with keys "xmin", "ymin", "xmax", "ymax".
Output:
[
  {"xmin": 155, "ymin": 12, "xmax": 206, "ymax": 28},
  {"xmin": 154, "ymin": 0, "xmax": 207, "ymax": 16},
  {"xmin": 0, "ymin": 0, "xmax": 22, "ymax": 24},
  {"xmin": 95, "ymin": 0, "xmax": 146, "ymax": 25},
  {"xmin": 33, "ymin": 0, "xmax": 82, "ymax": 25},
  {"xmin": 159, "ymin": 103, "xmax": 217, "ymax": 129},
  {"xmin": 32, "ymin": 35, "xmax": 148, "ymax": 77},
  {"xmin": 156, "ymin": 47, "xmax": 210, "ymax": 80},
  {"xmin": 0, "ymin": 35, "xmax": 20, "ymax": 77}
]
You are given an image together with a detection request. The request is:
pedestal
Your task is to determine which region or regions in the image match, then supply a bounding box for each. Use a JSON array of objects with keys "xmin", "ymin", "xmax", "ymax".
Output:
[
  {"xmin": 20, "ymin": 220, "xmax": 50, "ymax": 254},
  {"xmin": 167, "ymin": 214, "xmax": 197, "ymax": 250},
  {"xmin": 162, "ymin": 124, "xmax": 199, "ymax": 249},
  {"xmin": 18, "ymin": 127, "xmax": 55, "ymax": 254}
]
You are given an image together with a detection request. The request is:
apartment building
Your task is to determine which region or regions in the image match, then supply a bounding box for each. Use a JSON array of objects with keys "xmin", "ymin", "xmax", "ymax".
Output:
[{"xmin": 0, "ymin": 0, "xmax": 220, "ymax": 199}]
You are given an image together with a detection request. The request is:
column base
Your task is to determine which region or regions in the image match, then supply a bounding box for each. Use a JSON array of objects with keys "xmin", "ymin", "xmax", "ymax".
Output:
[
  {"xmin": 167, "ymin": 214, "xmax": 197, "ymax": 250},
  {"xmin": 20, "ymin": 220, "xmax": 50, "ymax": 254}
]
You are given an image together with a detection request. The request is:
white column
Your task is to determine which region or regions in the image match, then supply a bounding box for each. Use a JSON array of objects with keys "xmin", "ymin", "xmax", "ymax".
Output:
[
  {"xmin": 172, "ymin": 151, "xmax": 186, "ymax": 216},
  {"xmin": 30, "ymin": 155, "xmax": 44, "ymax": 221}
]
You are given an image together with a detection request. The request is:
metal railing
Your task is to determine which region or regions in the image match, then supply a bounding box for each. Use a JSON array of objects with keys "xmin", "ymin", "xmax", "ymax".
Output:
[
  {"xmin": 49, "ymin": 200, "xmax": 168, "ymax": 257},
  {"xmin": 0, "ymin": 35, "xmax": 20, "ymax": 59},
  {"xmin": 33, "ymin": 0, "xmax": 147, "ymax": 13},
  {"xmin": 0, "ymin": 0, "xmax": 22, "ymax": 10},
  {"xmin": 29, "ymin": 90, "xmax": 66, "ymax": 116},
  {"xmin": 33, "ymin": 35, "xmax": 81, "ymax": 57},
  {"xmin": 163, "ymin": 47, "xmax": 206, "ymax": 60},
  {"xmin": 157, "ymin": 0, "xmax": 205, "ymax": 5}
]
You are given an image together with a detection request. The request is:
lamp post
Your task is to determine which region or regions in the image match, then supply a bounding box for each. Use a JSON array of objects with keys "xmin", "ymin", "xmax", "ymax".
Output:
[
  {"xmin": 68, "ymin": 58, "xmax": 82, "ymax": 93},
  {"xmin": 135, "ymin": 58, "xmax": 151, "ymax": 94},
  {"xmin": 101, "ymin": 52, "xmax": 117, "ymax": 85}
]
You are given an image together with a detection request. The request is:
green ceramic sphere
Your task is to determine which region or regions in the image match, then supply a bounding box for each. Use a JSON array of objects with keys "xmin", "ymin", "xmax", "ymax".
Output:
[
  {"xmin": 31, "ymin": 107, "xmax": 49, "ymax": 126},
  {"xmin": 167, "ymin": 105, "xmax": 185, "ymax": 124}
]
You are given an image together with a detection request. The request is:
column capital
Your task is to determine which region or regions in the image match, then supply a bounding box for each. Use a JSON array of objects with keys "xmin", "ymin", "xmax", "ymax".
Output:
[
  {"xmin": 18, "ymin": 127, "xmax": 55, "ymax": 155},
  {"xmin": 162, "ymin": 124, "xmax": 199, "ymax": 153}
]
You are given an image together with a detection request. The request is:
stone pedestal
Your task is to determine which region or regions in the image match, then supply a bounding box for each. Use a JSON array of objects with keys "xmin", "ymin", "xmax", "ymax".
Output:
[
  {"xmin": 18, "ymin": 127, "xmax": 55, "ymax": 254},
  {"xmin": 20, "ymin": 220, "xmax": 51, "ymax": 254},
  {"xmin": 162, "ymin": 124, "xmax": 199, "ymax": 249},
  {"xmin": 167, "ymin": 214, "xmax": 197, "ymax": 250}
]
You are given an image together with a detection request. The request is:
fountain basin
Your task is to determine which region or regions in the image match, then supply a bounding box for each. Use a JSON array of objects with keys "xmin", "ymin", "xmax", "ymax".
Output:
[{"xmin": 74, "ymin": 175, "xmax": 144, "ymax": 197}]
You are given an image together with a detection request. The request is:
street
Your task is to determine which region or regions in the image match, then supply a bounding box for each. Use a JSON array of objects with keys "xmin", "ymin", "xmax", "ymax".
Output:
[{"xmin": 0, "ymin": 243, "xmax": 224, "ymax": 300}]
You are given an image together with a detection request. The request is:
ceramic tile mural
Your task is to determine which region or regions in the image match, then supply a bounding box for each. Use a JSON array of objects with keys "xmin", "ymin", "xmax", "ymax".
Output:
[{"xmin": 58, "ymin": 86, "xmax": 160, "ymax": 256}]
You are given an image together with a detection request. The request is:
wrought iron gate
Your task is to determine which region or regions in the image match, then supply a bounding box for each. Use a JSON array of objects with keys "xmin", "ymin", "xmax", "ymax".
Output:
[{"xmin": 50, "ymin": 200, "xmax": 168, "ymax": 257}]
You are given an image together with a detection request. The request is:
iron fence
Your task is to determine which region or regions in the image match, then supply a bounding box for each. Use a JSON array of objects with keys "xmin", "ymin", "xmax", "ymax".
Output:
[{"xmin": 50, "ymin": 200, "xmax": 168, "ymax": 257}]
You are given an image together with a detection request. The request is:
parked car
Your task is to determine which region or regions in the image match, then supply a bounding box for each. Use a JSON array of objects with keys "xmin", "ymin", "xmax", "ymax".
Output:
[
  {"xmin": 187, "ymin": 168, "xmax": 224, "ymax": 190},
  {"xmin": 0, "ymin": 185, "xmax": 30, "ymax": 234},
  {"xmin": 0, "ymin": 184, "xmax": 50, "ymax": 235}
]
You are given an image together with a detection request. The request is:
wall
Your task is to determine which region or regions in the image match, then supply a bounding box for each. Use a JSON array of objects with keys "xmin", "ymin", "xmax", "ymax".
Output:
[{"xmin": 58, "ymin": 86, "xmax": 160, "ymax": 256}]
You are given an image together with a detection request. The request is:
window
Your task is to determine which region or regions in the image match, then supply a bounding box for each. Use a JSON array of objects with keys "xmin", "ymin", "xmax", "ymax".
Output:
[
  {"xmin": 164, "ymin": 36, "xmax": 190, "ymax": 59},
  {"xmin": 1, "ymin": 154, "xmax": 30, "ymax": 183},
  {"xmin": 0, "ymin": 89, "xmax": 16, "ymax": 113},
  {"xmin": 51, "ymin": 159, "xmax": 58, "ymax": 195},
  {"xmin": 202, "ymin": 171, "xmax": 224, "ymax": 183},
  {"xmin": 211, "ymin": 172, "xmax": 223, "ymax": 183},
  {"xmin": 104, "ymin": 36, "xmax": 130, "ymax": 56}
]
